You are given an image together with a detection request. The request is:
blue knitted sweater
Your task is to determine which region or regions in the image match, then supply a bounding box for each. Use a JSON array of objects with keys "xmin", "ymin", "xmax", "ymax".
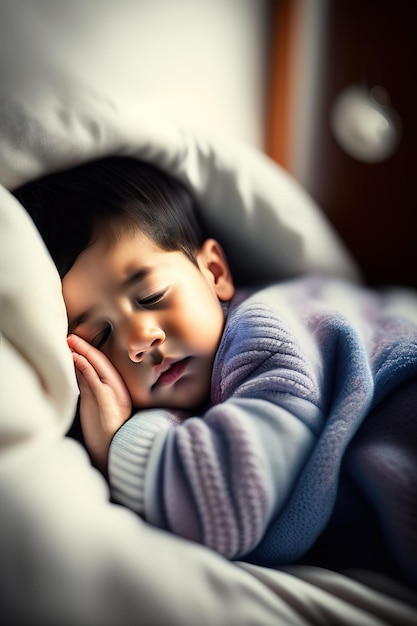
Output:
[{"xmin": 109, "ymin": 275, "xmax": 417, "ymax": 585}]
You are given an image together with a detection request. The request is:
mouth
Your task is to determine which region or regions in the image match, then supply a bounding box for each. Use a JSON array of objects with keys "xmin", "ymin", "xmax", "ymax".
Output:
[{"xmin": 152, "ymin": 357, "xmax": 190, "ymax": 388}]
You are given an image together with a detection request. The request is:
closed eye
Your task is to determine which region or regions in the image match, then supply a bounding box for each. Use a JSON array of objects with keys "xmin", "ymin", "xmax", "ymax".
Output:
[
  {"xmin": 91, "ymin": 325, "xmax": 112, "ymax": 349},
  {"xmin": 138, "ymin": 290, "xmax": 167, "ymax": 307}
]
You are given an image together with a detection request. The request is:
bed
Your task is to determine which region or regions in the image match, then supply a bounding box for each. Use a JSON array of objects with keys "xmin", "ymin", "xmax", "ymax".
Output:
[{"xmin": 1, "ymin": 7, "xmax": 417, "ymax": 626}]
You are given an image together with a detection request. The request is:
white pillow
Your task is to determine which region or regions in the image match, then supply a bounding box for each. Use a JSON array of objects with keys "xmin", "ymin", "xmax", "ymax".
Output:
[
  {"xmin": 0, "ymin": 186, "xmax": 77, "ymax": 442},
  {"xmin": 0, "ymin": 67, "xmax": 359, "ymax": 286}
]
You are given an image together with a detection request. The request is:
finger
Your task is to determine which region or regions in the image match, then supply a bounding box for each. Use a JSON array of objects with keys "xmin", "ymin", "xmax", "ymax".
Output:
[
  {"xmin": 72, "ymin": 352, "xmax": 104, "ymax": 392},
  {"xmin": 72, "ymin": 346, "xmax": 131, "ymax": 407},
  {"xmin": 68, "ymin": 333, "xmax": 103, "ymax": 363},
  {"xmin": 68, "ymin": 334, "xmax": 120, "ymax": 383}
]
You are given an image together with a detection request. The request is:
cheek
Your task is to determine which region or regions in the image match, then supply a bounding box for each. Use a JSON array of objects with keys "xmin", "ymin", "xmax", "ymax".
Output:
[
  {"xmin": 101, "ymin": 347, "xmax": 141, "ymax": 393},
  {"xmin": 176, "ymin": 297, "xmax": 225, "ymax": 350},
  {"xmin": 110, "ymin": 355, "xmax": 150, "ymax": 406}
]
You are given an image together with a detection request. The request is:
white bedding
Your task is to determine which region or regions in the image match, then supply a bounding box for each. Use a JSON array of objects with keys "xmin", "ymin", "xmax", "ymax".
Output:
[{"xmin": 1, "ymin": 5, "xmax": 416, "ymax": 625}]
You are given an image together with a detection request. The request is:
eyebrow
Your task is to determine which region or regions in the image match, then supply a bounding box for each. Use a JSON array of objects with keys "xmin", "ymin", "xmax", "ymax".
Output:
[
  {"xmin": 67, "ymin": 268, "xmax": 151, "ymax": 334},
  {"xmin": 122, "ymin": 268, "xmax": 149, "ymax": 288}
]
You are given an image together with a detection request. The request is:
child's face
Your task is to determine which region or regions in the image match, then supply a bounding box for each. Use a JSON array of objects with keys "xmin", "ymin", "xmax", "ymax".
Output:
[{"xmin": 62, "ymin": 230, "xmax": 234, "ymax": 410}]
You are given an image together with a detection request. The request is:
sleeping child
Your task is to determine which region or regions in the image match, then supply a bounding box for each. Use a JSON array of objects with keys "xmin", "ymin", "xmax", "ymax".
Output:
[{"xmin": 14, "ymin": 156, "xmax": 417, "ymax": 591}]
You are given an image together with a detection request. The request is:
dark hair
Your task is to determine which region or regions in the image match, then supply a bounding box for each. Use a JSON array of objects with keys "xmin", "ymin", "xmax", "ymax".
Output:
[{"xmin": 13, "ymin": 157, "xmax": 205, "ymax": 278}]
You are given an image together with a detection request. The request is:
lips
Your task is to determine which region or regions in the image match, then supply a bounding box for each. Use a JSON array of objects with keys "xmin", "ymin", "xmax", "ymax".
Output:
[{"xmin": 153, "ymin": 358, "xmax": 190, "ymax": 388}]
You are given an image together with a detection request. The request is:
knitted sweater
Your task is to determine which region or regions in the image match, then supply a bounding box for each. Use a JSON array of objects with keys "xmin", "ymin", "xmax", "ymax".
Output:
[{"xmin": 108, "ymin": 275, "xmax": 417, "ymax": 582}]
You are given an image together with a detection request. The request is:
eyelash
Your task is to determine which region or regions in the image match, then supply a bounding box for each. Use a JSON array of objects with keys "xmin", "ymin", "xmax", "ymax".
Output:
[
  {"xmin": 92, "ymin": 326, "xmax": 112, "ymax": 349},
  {"xmin": 138, "ymin": 289, "xmax": 166, "ymax": 307}
]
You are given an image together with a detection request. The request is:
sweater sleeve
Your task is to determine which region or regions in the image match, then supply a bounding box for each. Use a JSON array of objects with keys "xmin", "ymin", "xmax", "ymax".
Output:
[
  {"xmin": 108, "ymin": 410, "xmax": 171, "ymax": 516},
  {"xmin": 108, "ymin": 297, "xmax": 324, "ymax": 560}
]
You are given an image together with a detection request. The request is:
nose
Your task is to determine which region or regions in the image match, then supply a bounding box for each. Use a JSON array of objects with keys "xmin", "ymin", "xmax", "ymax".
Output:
[{"xmin": 125, "ymin": 316, "xmax": 166, "ymax": 362}]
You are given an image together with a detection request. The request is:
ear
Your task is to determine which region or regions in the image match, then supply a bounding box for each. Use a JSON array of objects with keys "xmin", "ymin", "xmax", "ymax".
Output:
[{"xmin": 196, "ymin": 239, "xmax": 235, "ymax": 301}]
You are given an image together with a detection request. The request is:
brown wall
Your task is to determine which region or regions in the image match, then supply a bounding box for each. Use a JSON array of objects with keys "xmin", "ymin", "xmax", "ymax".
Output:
[{"xmin": 268, "ymin": 0, "xmax": 417, "ymax": 288}]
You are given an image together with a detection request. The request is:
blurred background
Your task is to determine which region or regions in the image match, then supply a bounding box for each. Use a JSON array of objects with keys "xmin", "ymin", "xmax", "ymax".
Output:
[
  {"xmin": 267, "ymin": 0, "xmax": 417, "ymax": 289},
  {"xmin": 4, "ymin": 0, "xmax": 417, "ymax": 287}
]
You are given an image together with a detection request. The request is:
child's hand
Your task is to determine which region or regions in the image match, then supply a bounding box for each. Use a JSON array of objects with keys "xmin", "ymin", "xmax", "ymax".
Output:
[{"xmin": 67, "ymin": 334, "xmax": 132, "ymax": 475}]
